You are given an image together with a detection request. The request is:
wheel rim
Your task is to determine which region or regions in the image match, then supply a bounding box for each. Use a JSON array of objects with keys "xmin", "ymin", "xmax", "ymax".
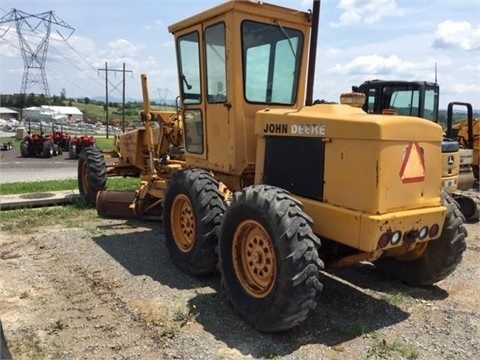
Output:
[
  {"xmin": 232, "ymin": 220, "xmax": 276, "ymax": 299},
  {"xmin": 81, "ymin": 161, "xmax": 90, "ymax": 194},
  {"xmin": 171, "ymin": 194, "xmax": 196, "ymax": 253}
]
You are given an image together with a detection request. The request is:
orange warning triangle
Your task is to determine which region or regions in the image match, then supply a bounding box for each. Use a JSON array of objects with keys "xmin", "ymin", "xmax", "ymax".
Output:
[{"xmin": 399, "ymin": 142, "xmax": 425, "ymax": 183}]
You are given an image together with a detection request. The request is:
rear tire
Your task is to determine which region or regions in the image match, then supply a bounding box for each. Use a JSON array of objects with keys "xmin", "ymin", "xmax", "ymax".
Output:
[
  {"xmin": 374, "ymin": 191, "xmax": 467, "ymax": 286},
  {"xmin": 218, "ymin": 185, "xmax": 323, "ymax": 332},
  {"xmin": 452, "ymin": 193, "xmax": 479, "ymax": 223},
  {"xmin": 20, "ymin": 141, "xmax": 29, "ymax": 157},
  {"xmin": 78, "ymin": 146, "xmax": 107, "ymax": 206},
  {"xmin": 163, "ymin": 169, "xmax": 226, "ymax": 276}
]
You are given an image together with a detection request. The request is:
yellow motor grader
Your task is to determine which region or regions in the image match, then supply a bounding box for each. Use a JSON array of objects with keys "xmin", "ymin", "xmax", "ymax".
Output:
[{"xmin": 78, "ymin": 0, "xmax": 467, "ymax": 332}]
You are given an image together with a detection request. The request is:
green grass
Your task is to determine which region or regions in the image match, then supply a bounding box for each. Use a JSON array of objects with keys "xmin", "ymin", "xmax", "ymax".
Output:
[
  {"xmin": 0, "ymin": 177, "xmax": 142, "ymax": 234},
  {"xmin": 0, "ymin": 201, "xmax": 98, "ymax": 233},
  {"xmin": 0, "ymin": 136, "xmax": 20, "ymax": 146},
  {"xmin": 0, "ymin": 177, "xmax": 140, "ymax": 195},
  {"xmin": 94, "ymin": 137, "xmax": 115, "ymax": 150}
]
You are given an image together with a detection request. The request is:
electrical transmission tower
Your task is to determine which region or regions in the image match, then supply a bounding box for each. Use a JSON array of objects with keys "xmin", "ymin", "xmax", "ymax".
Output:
[
  {"xmin": 0, "ymin": 9, "xmax": 75, "ymax": 97},
  {"xmin": 157, "ymin": 88, "xmax": 171, "ymax": 106}
]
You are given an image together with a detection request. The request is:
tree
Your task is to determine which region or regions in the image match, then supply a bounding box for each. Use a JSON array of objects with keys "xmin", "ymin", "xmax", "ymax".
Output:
[{"xmin": 60, "ymin": 88, "xmax": 67, "ymax": 102}]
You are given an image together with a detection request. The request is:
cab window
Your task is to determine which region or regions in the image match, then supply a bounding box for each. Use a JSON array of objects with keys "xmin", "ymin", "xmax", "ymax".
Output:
[
  {"xmin": 177, "ymin": 31, "xmax": 202, "ymax": 104},
  {"xmin": 205, "ymin": 23, "xmax": 227, "ymax": 103},
  {"xmin": 242, "ymin": 20, "xmax": 303, "ymax": 105}
]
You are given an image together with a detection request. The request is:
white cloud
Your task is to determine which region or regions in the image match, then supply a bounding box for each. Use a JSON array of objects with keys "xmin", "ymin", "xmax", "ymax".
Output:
[
  {"xmin": 325, "ymin": 48, "xmax": 341, "ymax": 57},
  {"xmin": 331, "ymin": 0, "xmax": 407, "ymax": 27},
  {"xmin": 328, "ymin": 54, "xmax": 416, "ymax": 76},
  {"xmin": 432, "ymin": 20, "xmax": 480, "ymax": 50},
  {"xmin": 103, "ymin": 39, "xmax": 146, "ymax": 59}
]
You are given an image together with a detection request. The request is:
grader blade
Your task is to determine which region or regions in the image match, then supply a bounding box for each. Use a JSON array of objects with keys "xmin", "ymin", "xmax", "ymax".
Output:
[{"xmin": 96, "ymin": 191, "xmax": 137, "ymax": 219}]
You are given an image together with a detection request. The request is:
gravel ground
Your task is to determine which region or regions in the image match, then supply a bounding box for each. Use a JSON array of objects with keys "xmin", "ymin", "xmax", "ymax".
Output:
[{"xmin": 1, "ymin": 188, "xmax": 479, "ymax": 360}]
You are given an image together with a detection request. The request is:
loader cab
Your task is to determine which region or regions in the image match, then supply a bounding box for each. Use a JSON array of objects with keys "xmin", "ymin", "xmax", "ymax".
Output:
[
  {"xmin": 168, "ymin": 0, "xmax": 312, "ymax": 190},
  {"xmin": 353, "ymin": 80, "xmax": 440, "ymax": 122}
]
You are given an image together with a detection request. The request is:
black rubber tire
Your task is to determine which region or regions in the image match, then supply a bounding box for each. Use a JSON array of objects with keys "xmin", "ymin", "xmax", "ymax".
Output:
[
  {"xmin": 218, "ymin": 185, "xmax": 324, "ymax": 332},
  {"xmin": 20, "ymin": 141, "xmax": 29, "ymax": 157},
  {"xmin": 374, "ymin": 191, "xmax": 467, "ymax": 286},
  {"xmin": 43, "ymin": 141, "xmax": 53, "ymax": 158},
  {"xmin": 452, "ymin": 193, "xmax": 479, "ymax": 223},
  {"xmin": 53, "ymin": 143, "xmax": 63, "ymax": 156},
  {"xmin": 69, "ymin": 143, "xmax": 77, "ymax": 159},
  {"xmin": 77, "ymin": 146, "xmax": 107, "ymax": 206},
  {"xmin": 0, "ymin": 319, "xmax": 12, "ymax": 360},
  {"xmin": 163, "ymin": 169, "xmax": 226, "ymax": 276}
]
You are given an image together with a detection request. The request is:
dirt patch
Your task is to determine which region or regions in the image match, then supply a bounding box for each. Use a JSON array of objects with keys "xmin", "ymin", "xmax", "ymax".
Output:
[{"xmin": 1, "ymin": 194, "xmax": 480, "ymax": 359}]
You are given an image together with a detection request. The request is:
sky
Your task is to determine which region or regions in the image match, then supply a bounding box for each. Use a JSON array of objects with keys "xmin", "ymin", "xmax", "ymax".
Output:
[{"xmin": 0, "ymin": 0, "xmax": 479, "ymax": 110}]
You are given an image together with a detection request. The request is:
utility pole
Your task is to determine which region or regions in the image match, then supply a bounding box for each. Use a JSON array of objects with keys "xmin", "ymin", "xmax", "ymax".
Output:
[{"xmin": 98, "ymin": 62, "xmax": 132, "ymax": 138}]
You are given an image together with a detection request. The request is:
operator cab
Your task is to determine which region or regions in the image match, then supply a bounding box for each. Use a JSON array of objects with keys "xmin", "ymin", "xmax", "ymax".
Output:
[
  {"xmin": 353, "ymin": 80, "xmax": 440, "ymax": 121},
  {"xmin": 168, "ymin": 1, "xmax": 312, "ymax": 190}
]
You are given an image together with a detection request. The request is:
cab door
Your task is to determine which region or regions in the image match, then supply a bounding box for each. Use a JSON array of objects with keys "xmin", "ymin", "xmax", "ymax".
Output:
[
  {"xmin": 203, "ymin": 21, "xmax": 231, "ymax": 171},
  {"xmin": 177, "ymin": 22, "xmax": 231, "ymax": 171}
]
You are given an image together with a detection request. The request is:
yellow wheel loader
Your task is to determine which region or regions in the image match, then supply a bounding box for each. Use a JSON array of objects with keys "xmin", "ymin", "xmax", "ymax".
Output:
[
  {"xmin": 448, "ymin": 102, "xmax": 480, "ymax": 182},
  {"xmin": 78, "ymin": 1, "xmax": 467, "ymax": 332},
  {"xmin": 352, "ymin": 80, "xmax": 479, "ymax": 222}
]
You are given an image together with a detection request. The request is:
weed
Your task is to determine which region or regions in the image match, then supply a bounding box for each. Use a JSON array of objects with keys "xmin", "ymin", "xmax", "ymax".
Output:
[
  {"xmin": 366, "ymin": 338, "xmax": 420, "ymax": 359},
  {"xmin": 88, "ymin": 226, "xmax": 105, "ymax": 236},
  {"xmin": 379, "ymin": 291, "xmax": 411, "ymax": 306},
  {"xmin": 47, "ymin": 319, "xmax": 67, "ymax": 334},
  {"xmin": 330, "ymin": 321, "xmax": 368, "ymax": 337},
  {"xmin": 8, "ymin": 335, "xmax": 45, "ymax": 359}
]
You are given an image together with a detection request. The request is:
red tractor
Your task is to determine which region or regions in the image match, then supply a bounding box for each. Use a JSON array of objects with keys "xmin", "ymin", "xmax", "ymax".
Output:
[
  {"xmin": 20, "ymin": 132, "xmax": 61, "ymax": 158},
  {"xmin": 53, "ymin": 131, "xmax": 71, "ymax": 152},
  {"xmin": 69, "ymin": 135, "xmax": 96, "ymax": 159}
]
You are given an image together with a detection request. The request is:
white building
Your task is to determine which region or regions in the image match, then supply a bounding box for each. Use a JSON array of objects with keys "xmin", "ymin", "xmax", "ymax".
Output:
[
  {"xmin": 0, "ymin": 107, "xmax": 19, "ymax": 130},
  {"xmin": 22, "ymin": 105, "xmax": 84, "ymax": 123},
  {"xmin": 0, "ymin": 107, "xmax": 18, "ymax": 120}
]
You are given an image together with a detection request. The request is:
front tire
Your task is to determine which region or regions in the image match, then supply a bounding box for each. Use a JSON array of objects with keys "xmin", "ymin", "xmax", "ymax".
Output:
[
  {"xmin": 374, "ymin": 191, "xmax": 467, "ymax": 286},
  {"xmin": 78, "ymin": 146, "xmax": 107, "ymax": 206},
  {"xmin": 54, "ymin": 144, "xmax": 63, "ymax": 156},
  {"xmin": 69, "ymin": 143, "xmax": 77, "ymax": 159},
  {"xmin": 218, "ymin": 185, "xmax": 323, "ymax": 332},
  {"xmin": 43, "ymin": 141, "xmax": 53, "ymax": 158},
  {"xmin": 163, "ymin": 169, "xmax": 226, "ymax": 276}
]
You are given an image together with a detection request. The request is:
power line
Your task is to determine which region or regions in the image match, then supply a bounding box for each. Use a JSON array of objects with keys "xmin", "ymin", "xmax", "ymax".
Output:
[{"xmin": 0, "ymin": 35, "xmax": 100, "ymax": 97}]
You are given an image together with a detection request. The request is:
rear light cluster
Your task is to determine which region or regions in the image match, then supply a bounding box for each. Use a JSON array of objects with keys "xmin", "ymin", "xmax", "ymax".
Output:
[{"xmin": 377, "ymin": 223, "xmax": 440, "ymax": 249}]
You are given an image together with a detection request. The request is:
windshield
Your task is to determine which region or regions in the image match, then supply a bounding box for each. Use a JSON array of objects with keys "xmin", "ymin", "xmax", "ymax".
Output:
[{"xmin": 242, "ymin": 20, "xmax": 303, "ymax": 105}]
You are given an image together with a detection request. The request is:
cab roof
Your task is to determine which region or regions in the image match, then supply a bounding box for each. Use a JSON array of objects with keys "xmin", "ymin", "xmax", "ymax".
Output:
[{"xmin": 168, "ymin": 0, "xmax": 311, "ymax": 34}]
